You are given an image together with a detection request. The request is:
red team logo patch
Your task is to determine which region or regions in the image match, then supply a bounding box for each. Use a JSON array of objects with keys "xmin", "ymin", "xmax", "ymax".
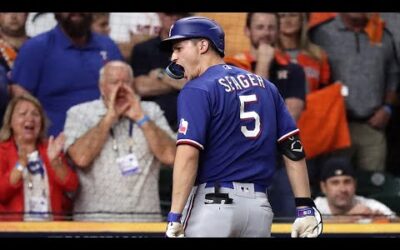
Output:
[{"xmin": 178, "ymin": 118, "xmax": 188, "ymax": 135}]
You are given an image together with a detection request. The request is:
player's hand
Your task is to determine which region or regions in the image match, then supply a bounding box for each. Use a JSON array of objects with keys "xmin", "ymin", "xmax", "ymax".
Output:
[
  {"xmin": 291, "ymin": 207, "xmax": 323, "ymax": 238},
  {"xmin": 166, "ymin": 222, "xmax": 184, "ymax": 238},
  {"xmin": 166, "ymin": 212, "xmax": 184, "ymax": 238}
]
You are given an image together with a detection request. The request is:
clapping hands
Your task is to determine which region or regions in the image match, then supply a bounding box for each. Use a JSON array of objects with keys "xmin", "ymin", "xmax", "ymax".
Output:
[{"xmin": 47, "ymin": 132, "xmax": 66, "ymax": 163}]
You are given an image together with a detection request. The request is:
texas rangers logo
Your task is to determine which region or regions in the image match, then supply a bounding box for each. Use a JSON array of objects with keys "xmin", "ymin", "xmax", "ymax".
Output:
[
  {"xmin": 178, "ymin": 118, "xmax": 188, "ymax": 135},
  {"xmin": 100, "ymin": 50, "xmax": 108, "ymax": 62}
]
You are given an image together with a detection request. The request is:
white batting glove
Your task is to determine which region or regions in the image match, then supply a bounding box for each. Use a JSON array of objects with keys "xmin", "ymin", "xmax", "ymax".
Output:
[
  {"xmin": 166, "ymin": 222, "xmax": 184, "ymax": 238},
  {"xmin": 165, "ymin": 212, "xmax": 184, "ymax": 238},
  {"xmin": 291, "ymin": 207, "xmax": 323, "ymax": 238}
]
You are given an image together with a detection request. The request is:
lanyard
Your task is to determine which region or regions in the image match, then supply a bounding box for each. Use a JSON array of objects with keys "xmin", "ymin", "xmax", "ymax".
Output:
[
  {"xmin": 110, "ymin": 121, "xmax": 134, "ymax": 154},
  {"xmin": 15, "ymin": 145, "xmax": 44, "ymax": 178}
]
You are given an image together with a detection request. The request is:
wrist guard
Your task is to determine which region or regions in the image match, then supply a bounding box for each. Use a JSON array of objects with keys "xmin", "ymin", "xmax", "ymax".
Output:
[
  {"xmin": 167, "ymin": 212, "xmax": 182, "ymax": 223},
  {"xmin": 295, "ymin": 197, "xmax": 316, "ymax": 207},
  {"xmin": 297, "ymin": 207, "xmax": 315, "ymax": 217}
]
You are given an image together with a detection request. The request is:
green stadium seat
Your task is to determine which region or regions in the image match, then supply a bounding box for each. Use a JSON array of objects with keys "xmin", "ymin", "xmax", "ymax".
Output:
[
  {"xmin": 368, "ymin": 177, "xmax": 400, "ymax": 215},
  {"xmin": 355, "ymin": 169, "xmax": 388, "ymax": 196},
  {"xmin": 355, "ymin": 170, "xmax": 400, "ymax": 215}
]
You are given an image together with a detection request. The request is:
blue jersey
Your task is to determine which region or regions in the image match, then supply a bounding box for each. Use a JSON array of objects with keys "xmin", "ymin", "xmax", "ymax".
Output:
[
  {"xmin": 176, "ymin": 64, "xmax": 298, "ymax": 186},
  {"xmin": 11, "ymin": 25, "xmax": 122, "ymax": 136}
]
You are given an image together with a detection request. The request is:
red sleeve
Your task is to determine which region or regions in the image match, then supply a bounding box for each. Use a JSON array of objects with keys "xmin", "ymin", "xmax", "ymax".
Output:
[
  {"xmin": 0, "ymin": 143, "xmax": 23, "ymax": 203},
  {"xmin": 51, "ymin": 153, "xmax": 79, "ymax": 193},
  {"xmin": 39, "ymin": 141, "xmax": 79, "ymax": 193}
]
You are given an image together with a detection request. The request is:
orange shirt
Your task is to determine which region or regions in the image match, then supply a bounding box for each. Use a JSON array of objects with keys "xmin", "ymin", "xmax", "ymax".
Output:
[
  {"xmin": 0, "ymin": 36, "xmax": 18, "ymax": 70},
  {"xmin": 229, "ymin": 49, "xmax": 290, "ymax": 70},
  {"xmin": 297, "ymin": 83, "xmax": 351, "ymax": 159},
  {"xmin": 309, "ymin": 12, "xmax": 385, "ymax": 45},
  {"xmin": 281, "ymin": 50, "xmax": 331, "ymax": 93},
  {"xmin": 224, "ymin": 56, "xmax": 252, "ymax": 71},
  {"xmin": 308, "ymin": 13, "xmax": 337, "ymax": 29}
]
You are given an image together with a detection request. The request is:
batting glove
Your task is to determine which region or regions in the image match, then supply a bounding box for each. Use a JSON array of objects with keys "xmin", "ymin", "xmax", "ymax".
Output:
[
  {"xmin": 291, "ymin": 207, "xmax": 323, "ymax": 238},
  {"xmin": 166, "ymin": 212, "xmax": 184, "ymax": 238}
]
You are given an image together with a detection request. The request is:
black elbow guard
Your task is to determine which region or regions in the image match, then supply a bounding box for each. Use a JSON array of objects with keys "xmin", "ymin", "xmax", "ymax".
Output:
[{"xmin": 278, "ymin": 133, "xmax": 305, "ymax": 161}]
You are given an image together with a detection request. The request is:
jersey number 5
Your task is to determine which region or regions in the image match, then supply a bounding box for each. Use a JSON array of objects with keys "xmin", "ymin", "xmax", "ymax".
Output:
[{"xmin": 239, "ymin": 94, "xmax": 260, "ymax": 138}]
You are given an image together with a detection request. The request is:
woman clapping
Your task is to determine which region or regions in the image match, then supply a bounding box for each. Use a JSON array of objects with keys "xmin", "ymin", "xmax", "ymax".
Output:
[{"xmin": 0, "ymin": 94, "xmax": 78, "ymax": 221}]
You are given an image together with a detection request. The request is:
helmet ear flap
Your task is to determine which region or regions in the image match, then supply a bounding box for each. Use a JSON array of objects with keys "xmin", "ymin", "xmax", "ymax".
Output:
[{"xmin": 165, "ymin": 62, "xmax": 185, "ymax": 79}]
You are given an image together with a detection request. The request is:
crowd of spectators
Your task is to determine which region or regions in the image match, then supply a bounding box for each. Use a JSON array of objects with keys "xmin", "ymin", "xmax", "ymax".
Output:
[{"xmin": 1, "ymin": 12, "xmax": 399, "ymax": 222}]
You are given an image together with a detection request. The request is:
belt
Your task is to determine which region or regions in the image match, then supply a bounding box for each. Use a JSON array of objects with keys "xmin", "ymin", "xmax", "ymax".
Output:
[{"xmin": 204, "ymin": 182, "xmax": 267, "ymax": 193}]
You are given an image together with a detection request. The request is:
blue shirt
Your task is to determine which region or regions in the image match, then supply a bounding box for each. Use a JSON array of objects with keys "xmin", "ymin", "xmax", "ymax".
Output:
[
  {"xmin": 176, "ymin": 64, "xmax": 298, "ymax": 186},
  {"xmin": 11, "ymin": 25, "xmax": 122, "ymax": 136},
  {"xmin": 0, "ymin": 65, "xmax": 9, "ymax": 128}
]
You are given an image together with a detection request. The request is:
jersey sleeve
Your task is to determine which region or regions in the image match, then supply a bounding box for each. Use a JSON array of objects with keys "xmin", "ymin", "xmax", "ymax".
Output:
[{"xmin": 176, "ymin": 87, "xmax": 211, "ymax": 150}]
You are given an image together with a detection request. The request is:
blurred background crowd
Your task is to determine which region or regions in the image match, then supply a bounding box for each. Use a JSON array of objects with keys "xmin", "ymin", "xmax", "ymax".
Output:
[{"xmin": 0, "ymin": 12, "xmax": 400, "ymax": 224}]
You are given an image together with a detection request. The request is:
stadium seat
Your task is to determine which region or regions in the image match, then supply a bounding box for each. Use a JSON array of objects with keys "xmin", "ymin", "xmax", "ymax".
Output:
[
  {"xmin": 355, "ymin": 169, "xmax": 387, "ymax": 196},
  {"xmin": 368, "ymin": 177, "xmax": 400, "ymax": 215}
]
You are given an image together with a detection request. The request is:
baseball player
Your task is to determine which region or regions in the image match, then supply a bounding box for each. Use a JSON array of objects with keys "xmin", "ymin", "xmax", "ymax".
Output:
[{"xmin": 161, "ymin": 16, "xmax": 322, "ymax": 237}]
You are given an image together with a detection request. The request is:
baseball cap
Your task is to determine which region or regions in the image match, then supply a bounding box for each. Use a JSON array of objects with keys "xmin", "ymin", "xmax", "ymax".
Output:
[{"xmin": 320, "ymin": 157, "xmax": 356, "ymax": 181}]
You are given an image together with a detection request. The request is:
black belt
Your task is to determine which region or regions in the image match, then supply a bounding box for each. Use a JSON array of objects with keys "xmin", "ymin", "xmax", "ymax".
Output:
[{"xmin": 204, "ymin": 182, "xmax": 267, "ymax": 193}]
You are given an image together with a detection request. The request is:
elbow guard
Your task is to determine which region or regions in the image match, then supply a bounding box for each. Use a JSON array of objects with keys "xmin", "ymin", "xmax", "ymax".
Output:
[{"xmin": 278, "ymin": 133, "xmax": 305, "ymax": 161}]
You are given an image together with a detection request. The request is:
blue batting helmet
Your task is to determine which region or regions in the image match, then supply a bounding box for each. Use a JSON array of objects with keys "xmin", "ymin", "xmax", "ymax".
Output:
[{"xmin": 161, "ymin": 16, "xmax": 225, "ymax": 57}]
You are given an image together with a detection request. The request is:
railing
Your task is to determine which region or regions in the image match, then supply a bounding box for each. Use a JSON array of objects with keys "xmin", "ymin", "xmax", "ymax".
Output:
[{"xmin": 1, "ymin": 221, "xmax": 400, "ymax": 237}]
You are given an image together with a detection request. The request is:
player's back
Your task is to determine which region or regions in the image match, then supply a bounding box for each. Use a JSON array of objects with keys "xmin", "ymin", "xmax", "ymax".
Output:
[{"xmin": 176, "ymin": 64, "xmax": 297, "ymax": 187}]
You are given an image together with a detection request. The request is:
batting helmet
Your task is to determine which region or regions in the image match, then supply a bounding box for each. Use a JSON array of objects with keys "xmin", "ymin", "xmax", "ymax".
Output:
[{"xmin": 161, "ymin": 16, "xmax": 225, "ymax": 57}]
